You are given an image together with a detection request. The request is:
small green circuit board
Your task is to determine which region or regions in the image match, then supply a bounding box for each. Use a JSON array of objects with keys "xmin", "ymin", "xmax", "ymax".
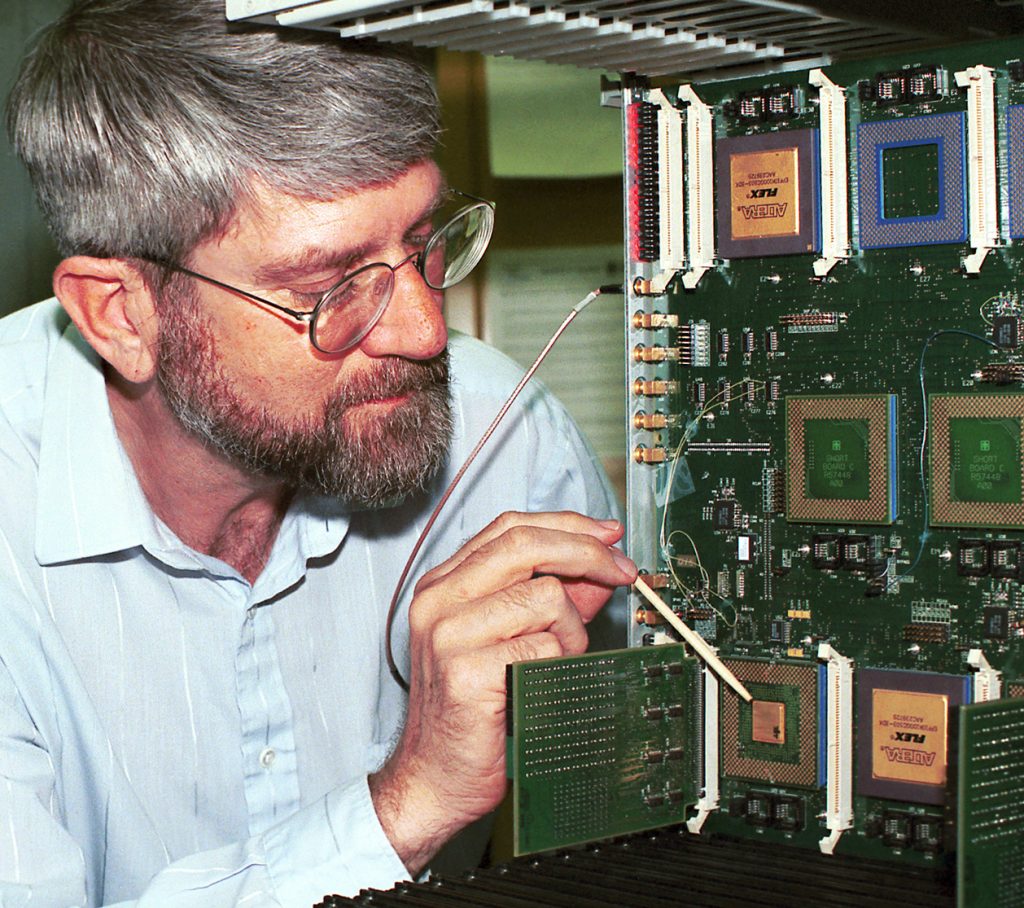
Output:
[
  {"xmin": 958, "ymin": 697, "xmax": 1024, "ymax": 906},
  {"xmin": 508, "ymin": 645, "xmax": 699, "ymax": 855}
]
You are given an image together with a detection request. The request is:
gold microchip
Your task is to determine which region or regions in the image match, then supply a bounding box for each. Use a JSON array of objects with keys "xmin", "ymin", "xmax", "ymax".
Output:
[
  {"xmin": 871, "ymin": 689, "xmax": 948, "ymax": 787},
  {"xmin": 751, "ymin": 700, "xmax": 786, "ymax": 745},
  {"xmin": 728, "ymin": 147, "xmax": 801, "ymax": 241}
]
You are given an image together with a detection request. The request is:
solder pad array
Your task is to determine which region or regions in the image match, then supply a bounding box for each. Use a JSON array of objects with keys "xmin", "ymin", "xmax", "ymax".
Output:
[
  {"xmin": 1009, "ymin": 105, "xmax": 1024, "ymax": 239},
  {"xmin": 721, "ymin": 659, "xmax": 822, "ymax": 788},
  {"xmin": 785, "ymin": 395, "xmax": 898, "ymax": 524},
  {"xmin": 929, "ymin": 393, "xmax": 1024, "ymax": 529},
  {"xmin": 857, "ymin": 111, "xmax": 967, "ymax": 248},
  {"xmin": 957, "ymin": 697, "xmax": 1024, "ymax": 907}
]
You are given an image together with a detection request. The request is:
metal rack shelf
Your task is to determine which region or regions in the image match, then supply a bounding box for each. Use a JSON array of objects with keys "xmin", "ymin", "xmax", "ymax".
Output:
[{"xmin": 226, "ymin": 0, "xmax": 1024, "ymax": 78}]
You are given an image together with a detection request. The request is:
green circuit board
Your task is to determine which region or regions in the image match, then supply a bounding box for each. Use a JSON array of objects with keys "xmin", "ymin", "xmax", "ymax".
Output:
[
  {"xmin": 957, "ymin": 698, "xmax": 1024, "ymax": 907},
  {"xmin": 508, "ymin": 645, "xmax": 700, "ymax": 855},
  {"xmin": 617, "ymin": 36, "xmax": 1024, "ymax": 894},
  {"xmin": 509, "ymin": 40, "xmax": 1024, "ymax": 901}
]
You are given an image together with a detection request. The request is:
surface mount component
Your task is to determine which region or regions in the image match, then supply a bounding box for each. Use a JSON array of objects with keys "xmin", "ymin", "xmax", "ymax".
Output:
[
  {"xmin": 856, "ymin": 668, "xmax": 969, "ymax": 806},
  {"xmin": 721, "ymin": 659, "xmax": 821, "ymax": 788}
]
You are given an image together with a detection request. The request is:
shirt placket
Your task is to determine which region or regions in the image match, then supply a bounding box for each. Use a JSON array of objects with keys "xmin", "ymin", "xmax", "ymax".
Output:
[{"xmin": 237, "ymin": 598, "xmax": 302, "ymax": 836}]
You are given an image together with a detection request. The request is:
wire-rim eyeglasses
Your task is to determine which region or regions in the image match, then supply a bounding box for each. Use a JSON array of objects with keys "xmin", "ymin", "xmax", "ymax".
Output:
[{"xmin": 142, "ymin": 190, "xmax": 495, "ymax": 354}]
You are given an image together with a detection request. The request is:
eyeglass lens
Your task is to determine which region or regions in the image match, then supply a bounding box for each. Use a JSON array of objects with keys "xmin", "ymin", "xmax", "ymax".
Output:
[
  {"xmin": 310, "ymin": 203, "xmax": 493, "ymax": 353},
  {"xmin": 311, "ymin": 265, "xmax": 394, "ymax": 353}
]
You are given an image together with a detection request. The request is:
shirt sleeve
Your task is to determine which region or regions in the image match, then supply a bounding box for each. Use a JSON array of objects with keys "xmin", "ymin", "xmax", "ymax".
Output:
[
  {"xmin": 0, "ymin": 590, "xmax": 409, "ymax": 908},
  {"xmin": 261, "ymin": 777, "xmax": 410, "ymax": 905},
  {"xmin": 122, "ymin": 779, "xmax": 409, "ymax": 906},
  {"xmin": 0, "ymin": 657, "xmax": 90, "ymax": 908}
]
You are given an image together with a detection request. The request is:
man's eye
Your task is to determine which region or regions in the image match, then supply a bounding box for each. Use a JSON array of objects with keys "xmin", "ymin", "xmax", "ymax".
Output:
[
  {"xmin": 407, "ymin": 231, "xmax": 433, "ymax": 250},
  {"xmin": 288, "ymin": 288, "xmax": 326, "ymax": 307}
]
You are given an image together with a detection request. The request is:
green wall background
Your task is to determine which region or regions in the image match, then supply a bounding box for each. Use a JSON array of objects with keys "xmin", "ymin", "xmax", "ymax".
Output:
[{"xmin": 1, "ymin": 1, "xmax": 64, "ymax": 317}]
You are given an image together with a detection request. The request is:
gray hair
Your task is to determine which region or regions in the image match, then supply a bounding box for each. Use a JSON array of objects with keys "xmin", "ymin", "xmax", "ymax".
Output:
[{"xmin": 6, "ymin": 0, "xmax": 442, "ymax": 264}]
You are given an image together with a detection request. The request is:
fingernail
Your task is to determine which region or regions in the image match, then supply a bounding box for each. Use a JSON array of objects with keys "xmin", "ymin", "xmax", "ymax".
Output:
[
  {"xmin": 612, "ymin": 549, "xmax": 637, "ymax": 578},
  {"xmin": 598, "ymin": 519, "xmax": 622, "ymax": 530}
]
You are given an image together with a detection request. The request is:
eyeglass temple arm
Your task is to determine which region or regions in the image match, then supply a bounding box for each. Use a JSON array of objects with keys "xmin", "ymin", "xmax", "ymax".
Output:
[
  {"xmin": 452, "ymin": 189, "xmax": 495, "ymax": 210},
  {"xmin": 154, "ymin": 261, "xmax": 313, "ymax": 322}
]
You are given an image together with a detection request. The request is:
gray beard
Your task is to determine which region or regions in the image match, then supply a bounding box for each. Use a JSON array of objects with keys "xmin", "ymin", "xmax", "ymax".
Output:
[{"xmin": 154, "ymin": 290, "xmax": 453, "ymax": 509}]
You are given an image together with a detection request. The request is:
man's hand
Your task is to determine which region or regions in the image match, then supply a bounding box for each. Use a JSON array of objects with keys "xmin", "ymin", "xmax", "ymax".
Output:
[{"xmin": 369, "ymin": 511, "xmax": 636, "ymax": 874}]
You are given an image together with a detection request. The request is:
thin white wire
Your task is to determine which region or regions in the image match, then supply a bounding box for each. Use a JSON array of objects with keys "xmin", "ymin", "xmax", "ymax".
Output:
[{"xmin": 657, "ymin": 379, "xmax": 763, "ymax": 627}]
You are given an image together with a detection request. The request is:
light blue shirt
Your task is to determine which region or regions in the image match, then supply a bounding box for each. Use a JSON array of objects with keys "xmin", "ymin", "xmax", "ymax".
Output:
[{"xmin": 0, "ymin": 300, "xmax": 622, "ymax": 907}]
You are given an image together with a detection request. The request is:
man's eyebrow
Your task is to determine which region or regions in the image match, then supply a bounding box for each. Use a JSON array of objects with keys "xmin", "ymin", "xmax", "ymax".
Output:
[
  {"xmin": 414, "ymin": 183, "xmax": 450, "ymax": 226},
  {"xmin": 398, "ymin": 187, "xmax": 449, "ymax": 239},
  {"xmin": 254, "ymin": 244, "xmax": 371, "ymax": 285},
  {"xmin": 253, "ymin": 183, "xmax": 450, "ymax": 284}
]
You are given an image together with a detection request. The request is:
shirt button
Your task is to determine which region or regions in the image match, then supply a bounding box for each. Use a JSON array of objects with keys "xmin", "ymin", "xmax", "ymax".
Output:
[{"xmin": 259, "ymin": 747, "xmax": 276, "ymax": 769}]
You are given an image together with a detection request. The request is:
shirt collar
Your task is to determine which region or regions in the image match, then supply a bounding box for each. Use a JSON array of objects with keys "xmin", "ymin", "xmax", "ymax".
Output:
[
  {"xmin": 35, "ymin": 323, "xmax": 152, "ymax": 565},
  {"xmin": 35, "ymin": 322, "xmax": 350, "ymax": 580}
]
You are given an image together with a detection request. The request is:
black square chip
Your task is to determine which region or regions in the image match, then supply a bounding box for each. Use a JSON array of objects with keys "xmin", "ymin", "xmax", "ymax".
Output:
[
  {"xmin": 983, "ymin": 606, "xmax": 1010, "ymax": 640},
  {"xmin": 712, "ymin": 500, "xmax": 736, "ymax": 530},
  {"xmin": 993, "ymin": 316, "xmax": 1019, "ymax": 350}
]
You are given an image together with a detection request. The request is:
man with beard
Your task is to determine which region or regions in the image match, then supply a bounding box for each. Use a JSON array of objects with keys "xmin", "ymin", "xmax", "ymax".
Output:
[{"xmin": 0, "ymin": 1, "xmax": 634, "ymax": 905}]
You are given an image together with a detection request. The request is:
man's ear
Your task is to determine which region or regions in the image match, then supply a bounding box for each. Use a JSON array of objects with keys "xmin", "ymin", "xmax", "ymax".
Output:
[{"xmin": 53, "ymin": 256, "xmax": 159, "ymax": 384}]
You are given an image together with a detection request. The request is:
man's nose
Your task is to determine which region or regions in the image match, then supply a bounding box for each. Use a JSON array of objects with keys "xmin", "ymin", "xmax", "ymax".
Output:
[{"xmin": 357, "ymin": 254, "xmax": 448, "ymax": 360}]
